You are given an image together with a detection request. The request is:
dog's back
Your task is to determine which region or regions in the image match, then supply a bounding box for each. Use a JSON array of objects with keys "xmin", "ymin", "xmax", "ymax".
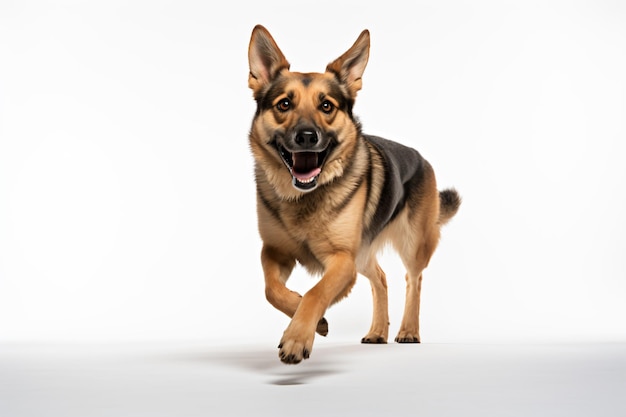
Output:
[{"xmin": 362, "ymin": 134, "xmax": 426, "ymax": 241}]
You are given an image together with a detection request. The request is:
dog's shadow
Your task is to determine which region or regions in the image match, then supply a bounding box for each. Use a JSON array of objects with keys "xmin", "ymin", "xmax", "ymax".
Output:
[{"xmin": 178, "ymin": 342, "xmax": 359, "ymax": 385}]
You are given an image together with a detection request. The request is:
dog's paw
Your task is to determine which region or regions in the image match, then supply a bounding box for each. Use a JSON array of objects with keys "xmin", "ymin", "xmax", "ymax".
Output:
[
  {"xmin": 316, "ymin": 317, "xmax": 329, "ymax": 336},
  {"xmin": 394, "ymin": 331, "xmax": 421, "ymax": 344},
  {"xmin": 278, "ymin": 322, "xmax": 315, "ymax": 365},
  {"xmin": 278, "ymin": 337, "xmax": 313, "ymax": 365},
  {"xmin": 361, "ymin": 333, "xmax": 387, "ymax": 344}
]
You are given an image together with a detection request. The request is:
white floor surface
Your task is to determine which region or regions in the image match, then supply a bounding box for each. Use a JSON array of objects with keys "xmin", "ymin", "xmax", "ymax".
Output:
[{"xmin": 1, "ymin": 340, "xmax": 624, "ymax": 417}]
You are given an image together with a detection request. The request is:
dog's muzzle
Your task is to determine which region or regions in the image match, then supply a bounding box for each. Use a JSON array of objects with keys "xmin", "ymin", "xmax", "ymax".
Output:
[{"xmin": 275, "ymin": 129, "xmax": 331, "ymax": 192}]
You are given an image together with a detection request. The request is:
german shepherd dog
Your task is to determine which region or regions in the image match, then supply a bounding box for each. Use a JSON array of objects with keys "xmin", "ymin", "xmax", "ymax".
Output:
[{"xmin": 247, "ymin": 25, "xmax": 461, "ymax": 364}]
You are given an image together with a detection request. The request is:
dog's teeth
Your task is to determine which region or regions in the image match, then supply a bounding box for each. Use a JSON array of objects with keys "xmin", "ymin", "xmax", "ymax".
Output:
[{"xmin": 296, "ymin": 176, "xmax": 316, "ymax": 184}]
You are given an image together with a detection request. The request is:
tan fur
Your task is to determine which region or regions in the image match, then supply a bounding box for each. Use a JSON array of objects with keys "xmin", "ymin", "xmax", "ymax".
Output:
[{"xmin": 248, "ymin": 25, "xmax": 460, "ymax": 364}]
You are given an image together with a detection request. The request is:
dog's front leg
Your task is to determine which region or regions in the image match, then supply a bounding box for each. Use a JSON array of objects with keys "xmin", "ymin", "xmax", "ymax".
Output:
[
  {"xmin": 261, "ymin": 246, "xmax": 330, "ymax": 337},
  {"xmin": 278, "ymin": 251, "xmax": 357, "ymax": 364},
  {"xmin": 261, "ymin": 245, "xmax": 299, "ymax": 316}
]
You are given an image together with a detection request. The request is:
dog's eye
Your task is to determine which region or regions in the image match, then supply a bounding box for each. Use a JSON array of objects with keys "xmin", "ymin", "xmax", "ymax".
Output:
[
  {"xmin": 276, "ymin": 98, "xmax": 291, "ymax": 112},
  {"xmin": 320, "ymin": 100, "xmax": 334, "ymax": 114}
]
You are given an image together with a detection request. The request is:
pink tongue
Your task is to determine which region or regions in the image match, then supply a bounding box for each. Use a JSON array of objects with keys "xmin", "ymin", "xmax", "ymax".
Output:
[
  {"xmin": 292, "ymin": 167, "xmax": 321, "ymax": 180},
  {"xmin": 292, "ymin": 152, "xmax": 321, "ymax": 180}
]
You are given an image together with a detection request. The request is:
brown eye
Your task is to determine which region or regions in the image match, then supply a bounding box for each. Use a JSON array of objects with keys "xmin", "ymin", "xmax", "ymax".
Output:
[
  {"xmin": 276, "ymin": 98, "xmax": 291, "ymax": 112},
  {"xmin": 320, "ymin": 100, "xmax": 334, "ymax": 114}
]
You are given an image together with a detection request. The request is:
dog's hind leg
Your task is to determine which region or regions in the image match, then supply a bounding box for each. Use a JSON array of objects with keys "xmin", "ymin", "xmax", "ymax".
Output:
[
  {"xmin": 360, "ymin": 260, "xmax": 389, "ymax": 344},
  {"xmin": 261, "ymin": 246, "xmax": 329, "ymax": 337},
  {"xmin": 395, "ymin": 227, "xmax": 440, "ymax": 343}
]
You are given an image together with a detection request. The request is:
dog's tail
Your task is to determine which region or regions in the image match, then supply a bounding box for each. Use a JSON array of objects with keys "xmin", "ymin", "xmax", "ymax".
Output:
[{"xmin": 438, "ymin": 188, "xmax": 461, "ymax": 225}]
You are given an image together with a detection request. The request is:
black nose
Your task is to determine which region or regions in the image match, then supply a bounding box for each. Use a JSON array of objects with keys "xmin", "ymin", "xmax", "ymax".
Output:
[{"xmin": 295, "ymin": 130, "xmax": 318, "ymax": 146}]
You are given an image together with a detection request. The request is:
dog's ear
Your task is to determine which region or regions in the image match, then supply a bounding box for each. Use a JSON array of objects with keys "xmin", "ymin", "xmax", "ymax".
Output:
[
  {"xmin": 248, "ymin": 25, "xmax": 290, "ymax": 94},
  {"xmin": 326, "ymin": 29, "xmax": 370, "ymax": 98}
]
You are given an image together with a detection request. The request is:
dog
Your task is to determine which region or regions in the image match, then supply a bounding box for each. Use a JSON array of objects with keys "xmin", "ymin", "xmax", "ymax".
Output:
[{"xmin": 247, "ymin": 25, "xmax": 460, "ymax": 364}]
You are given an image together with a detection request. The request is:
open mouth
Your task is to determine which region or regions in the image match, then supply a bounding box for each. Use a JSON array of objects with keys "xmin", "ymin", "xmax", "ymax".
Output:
[{"xmin": 276, "ymin": 144, "xmax": 330, "ymax": 191}]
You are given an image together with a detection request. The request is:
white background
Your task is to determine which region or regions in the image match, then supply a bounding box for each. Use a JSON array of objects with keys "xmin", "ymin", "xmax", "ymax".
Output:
[{"xmin": 1, "ymin": 0, "xmax": 625, "ymax": 346}]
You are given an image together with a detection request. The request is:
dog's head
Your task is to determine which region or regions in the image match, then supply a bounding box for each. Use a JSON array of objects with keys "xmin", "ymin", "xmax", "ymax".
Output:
[{"xmin": 248, "ymin": 25, "xmax": 370, "ymax": 198}]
